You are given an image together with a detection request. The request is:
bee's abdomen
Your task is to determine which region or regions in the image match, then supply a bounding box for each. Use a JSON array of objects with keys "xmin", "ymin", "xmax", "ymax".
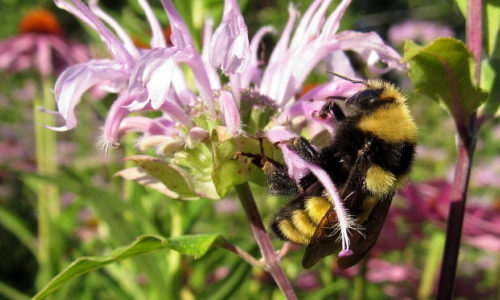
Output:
[{"xmin": 271, "ymin": 196, "xmax": 330, "ymax": 245}]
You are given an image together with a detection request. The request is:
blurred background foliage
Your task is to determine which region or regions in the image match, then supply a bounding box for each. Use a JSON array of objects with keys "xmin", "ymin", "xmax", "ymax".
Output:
[{"xmin": 0, "ymin": 0, "xmax": 499, "ymax": 299}]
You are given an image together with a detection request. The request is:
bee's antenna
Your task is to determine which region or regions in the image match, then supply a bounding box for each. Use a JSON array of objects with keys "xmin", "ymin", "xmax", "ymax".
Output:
[{"xmin": 327, "ymin": 72, "xmax": 369, "ymax": 86}]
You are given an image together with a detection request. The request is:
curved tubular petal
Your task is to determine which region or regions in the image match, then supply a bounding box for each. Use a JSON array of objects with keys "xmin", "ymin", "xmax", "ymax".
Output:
[
  {"xmin": 267, "ymin": 4, "xmax": 297, "ymax": 67},
  {"xmin": 208, "ymin": 0, "xmax": 251, "ymax": 75},
  {"xmin": 67, "ymin": 0, "xmax": 134, "ymax": 67},
  {"xmin": 333, "ymin": 31, "xmax": 406, "ymax": 73},
  {"xmin": 52, "ymin": 60, "xmax": 127, "ymax": 130},
  {"xmin": 201, "ymin": 18, "xmax": 222, "ymax": 90},
  {"xmin": 137, "ymin": 0, "xmax": 167, "ymax": 48},
  {"xmin": 240, "ymin": 25, "xmax": 274, "ymax": 89},
  {"xmin": 219, "ymin": 91, "xmax": 242, "ymax": 136},
  {"xmin": 161, "ymin": 0, "xmax": 215, "ymax": 111},
  {"xmin": 103, "ymin": 93, "xmax": 133, "ymax": 147},
  {"xmin": 89, "ymin": 0, "xmax": 140, "ymax": 59}
]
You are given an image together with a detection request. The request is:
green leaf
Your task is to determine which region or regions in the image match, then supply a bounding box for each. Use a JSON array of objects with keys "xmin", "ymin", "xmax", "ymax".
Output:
[
  {"xmin": 0, "ymin": 207, "xmax": 37, "ymax": 257},
  {"xmin": 126, "ymin": 155, "xmax": 199, "ymax": 199},
  {"xmin": 402, "ymin": 38, "xmax": 488, "ymax": 124},
  {"xmin": 33, "ymin": 234, "xmax": 222, "ymax": 300},
  {"xmin": 484, "ymin": 0, "xmax": 500, "ymax": 57},
  {"xmin": 0, "ymin": 281, "xmax": 30, "ymax": 300}
]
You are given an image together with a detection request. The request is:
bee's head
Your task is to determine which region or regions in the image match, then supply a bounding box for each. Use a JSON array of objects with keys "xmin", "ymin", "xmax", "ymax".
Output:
[{"xmin": 344, "ymin": 80, "xmax": 403, "ymax": 112}]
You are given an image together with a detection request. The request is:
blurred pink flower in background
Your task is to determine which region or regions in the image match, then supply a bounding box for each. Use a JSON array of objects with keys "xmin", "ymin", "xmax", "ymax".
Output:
[
  {"xmin": 0, "ymin": 9, "xmax": 90, "ymax": 76},
  {"xmin": 388, "ymin": 20, "xmax": 454, "ymax": 45},
  {"xmin": 399, "ymin": 180, "xmax": 500, "ymax": 253}
]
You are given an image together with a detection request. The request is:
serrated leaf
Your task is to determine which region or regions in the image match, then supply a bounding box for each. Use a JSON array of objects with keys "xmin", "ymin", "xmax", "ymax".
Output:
[
  {"xmin": 33, "ymin": 234, "xmax": 222, "ymax": 300},
  {"xmin": 402, "ymin": 38, "xmax": 488, "ymax": 124}
]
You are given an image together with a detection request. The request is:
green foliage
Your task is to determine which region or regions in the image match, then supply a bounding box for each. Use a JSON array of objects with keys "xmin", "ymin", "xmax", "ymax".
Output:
[
  {"xmin": 403, "ymin": 38, "xmax": 488, "ymax": 123},
  {"xmin": 126, "ymin": 155, "xmax": 200, "ymax": 199},
  {"xmin": 33, "ymin": 234, "xmax": 222, "ymax": 300}
]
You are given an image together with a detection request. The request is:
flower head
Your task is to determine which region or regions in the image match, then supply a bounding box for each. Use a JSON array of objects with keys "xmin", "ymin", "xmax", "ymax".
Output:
[
  {"xmin": 51, "ymin": 0, "xmax": 407, "ymax": 257},
  {"xmin": 0, "ymin": 8, "xmax": 90, "ymax": 76}
]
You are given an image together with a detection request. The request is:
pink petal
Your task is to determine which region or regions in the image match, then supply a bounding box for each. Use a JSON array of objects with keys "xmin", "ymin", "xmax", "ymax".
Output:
[
  {"xmin": 89, "ymin": 0, "xmax": 140, "ymax": 59},
  {"xmin": 268, "ymin": 4, "xmax": 298, "ymax": 67},
  {"xmin": 137, "ymin": 0, "xmax": 167, "ymax": 48},
  {"xmin": 240, "ymin": 25, "xmax": 274, "ymax": 89},
  {"xmin": 333, "ymin": 31, "xmax": 406, "ymax": 73},
  {"xmin": 201, "ymin": 18, "xmax": 222, "ymax": 90},
  {"xmin": 103, "ymin": 93, "xmax": 133, "ymax": 147},
  {"xmin": 160, "ymin": 0, "xmax": 215, "ymax": 110},
  {"xmin": 208, "ymin": 0, "xmax": 251, "ymax": 75},
  {"xmin": 61, "ymin": 0, "xmax": 134, "ymax": 67},
  {"xmin": 219, "ymin": 91, "xmax": 242, "ymax": 136},
  {"xmin": 51, "ymin": 59, "xmax": 128, "ymax": 131}
]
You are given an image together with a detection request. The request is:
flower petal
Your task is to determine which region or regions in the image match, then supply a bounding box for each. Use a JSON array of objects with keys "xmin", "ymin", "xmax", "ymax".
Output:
[
  {"xmin": 219, "ymin": 91, "xmax": 242, "ymax": 136},
  {"xmin": 209, "ymin": 0, "xmax": 251, "ymax": 75},
  {"xmin": 89, "ymin": 0, "xmax": 140, "ymax": 59},
  {"xmin": 240, "ymin": 25, "xmax": 274, "ymax": 89},
  {"xmin": 56, "ymin": 0, "xmax": 134, "ymax": 67},
  {"xmin": 333, "ymin": 31, "xmax": 406, "ymax": 73},
  {"xmin": 137, "ymin": 0, "xmax": 167, "ymax": 48},
  {"xmin": 51, "ymin": 59, "xmax": 127, "ymax": 131}
]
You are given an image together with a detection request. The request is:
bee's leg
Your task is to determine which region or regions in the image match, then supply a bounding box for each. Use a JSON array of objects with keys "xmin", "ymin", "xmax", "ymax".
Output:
[
  {"xmin": 234, "ymin": 144, "xmax": 299, "ymax": 196},
  {"xmin": 318, "ymin": 101, "xmax": 346, "ymax": 121},
  {"xmin": 284, "ymin": 137, "xmax": 321, "ymax": 164}
]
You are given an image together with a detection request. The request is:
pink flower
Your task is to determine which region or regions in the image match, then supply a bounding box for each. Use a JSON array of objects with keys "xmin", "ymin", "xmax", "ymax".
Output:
[
  {"xmin": 399, "ymin": 180, "xmax": 500, "ymax": 253},
  {"xmin": 0, "ymin": 9, "xmax": 90, "ymax": 76},
  {"xmin": 50, "ymin": 0, "xmax": 406, "ymax": 255},
  {"xmin": 388, "ymin": 20, "xmax": 454, "ymax": 45}
]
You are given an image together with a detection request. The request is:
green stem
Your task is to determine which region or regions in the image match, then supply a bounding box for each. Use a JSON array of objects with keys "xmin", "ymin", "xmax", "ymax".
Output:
[
  {"xmin": 353, "ymin": 257, "xmax": 368, "ymax": 300},
  {"xmin": 167, "ymin": 201, "xmax": 183, "ymax": 299},
  {"xmin": 419, "ymin": 231, "xmax": 445, "ymax": 300},
  {"xmin": 34, "ymin": 77, "xmax": 59, "ymax": 287}
]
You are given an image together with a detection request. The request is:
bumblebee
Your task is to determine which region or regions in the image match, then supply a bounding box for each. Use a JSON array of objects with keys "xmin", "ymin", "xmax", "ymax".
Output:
[{"xmin": 267, "ymin": 78, "xmax": 417, "ymax": 269}]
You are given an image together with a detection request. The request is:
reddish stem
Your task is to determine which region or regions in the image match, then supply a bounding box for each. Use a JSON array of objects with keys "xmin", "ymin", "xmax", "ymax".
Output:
[
  {"xmin": 436, "ymin": 135, "xmax": 476, "ymax": 300},
  {"xmin": 235, "ymin": 183, "xmax": 298, "ymax": 300},
  {"xmin": 436, "ymin": 0, "xmax": 482, "ymax": 298}
]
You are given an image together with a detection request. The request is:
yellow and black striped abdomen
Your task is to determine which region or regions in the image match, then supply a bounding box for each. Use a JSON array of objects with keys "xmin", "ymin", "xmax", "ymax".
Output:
[{"xmin": 271, "ymin": 196, "xmax": 331, "ymax": 245}]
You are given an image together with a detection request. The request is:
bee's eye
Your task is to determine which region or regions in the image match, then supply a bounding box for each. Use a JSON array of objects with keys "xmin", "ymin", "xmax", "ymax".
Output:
[{"xmin": 348, "ymin": 88, "xmax": 383, "ymax": 109}]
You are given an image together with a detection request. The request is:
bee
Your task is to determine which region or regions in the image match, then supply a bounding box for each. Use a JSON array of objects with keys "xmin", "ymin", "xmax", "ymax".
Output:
[{"xmin": 267, "ymin": 76, "xmax": 417, "ymax": 269}]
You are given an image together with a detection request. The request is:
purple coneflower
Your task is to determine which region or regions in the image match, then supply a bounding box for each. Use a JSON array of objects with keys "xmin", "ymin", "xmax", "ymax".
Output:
[
  {"xmin": 50, "ymin": 0, "xmax": 405, "ymax": 257},
  {"xmin": 0, "ymin": 9, "xmax": 90, "ymax": 76}
]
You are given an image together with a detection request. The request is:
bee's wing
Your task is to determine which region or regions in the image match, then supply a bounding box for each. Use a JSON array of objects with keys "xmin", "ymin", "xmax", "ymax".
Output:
[
  {"xmin": 337, "ymin": 193, "xmax": 393, "ymax": 269},
  {"xmin": 302, "ymin": 139, "xmax": 375, "ymax": 269}
]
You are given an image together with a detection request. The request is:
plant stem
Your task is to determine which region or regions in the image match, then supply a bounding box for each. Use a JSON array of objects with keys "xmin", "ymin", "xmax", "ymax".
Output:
[
  {"xmin": 235, "ymin": 183, "xmax": 298, "ymax": 300},
  {"xmin": 34, "ymin": 77, "xmax": 59, "ymax": 287},
  {"xmin": 353, "ymin": 257, "xmax": 368, "ymax": 300},
  {"xmin": 436, "ymin": 137, "xmax": 475, "ymax": 300},
  {"xmin": 436, "ymin": 0, "xmax": 482, "ymax": 298},
  {"xmin": 419, "ymin": 231, "xmax": 445, "ymax": 300},
  {"xmin": 167, "ymin": 201, "xmax": 183, "ymax": 299}
]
